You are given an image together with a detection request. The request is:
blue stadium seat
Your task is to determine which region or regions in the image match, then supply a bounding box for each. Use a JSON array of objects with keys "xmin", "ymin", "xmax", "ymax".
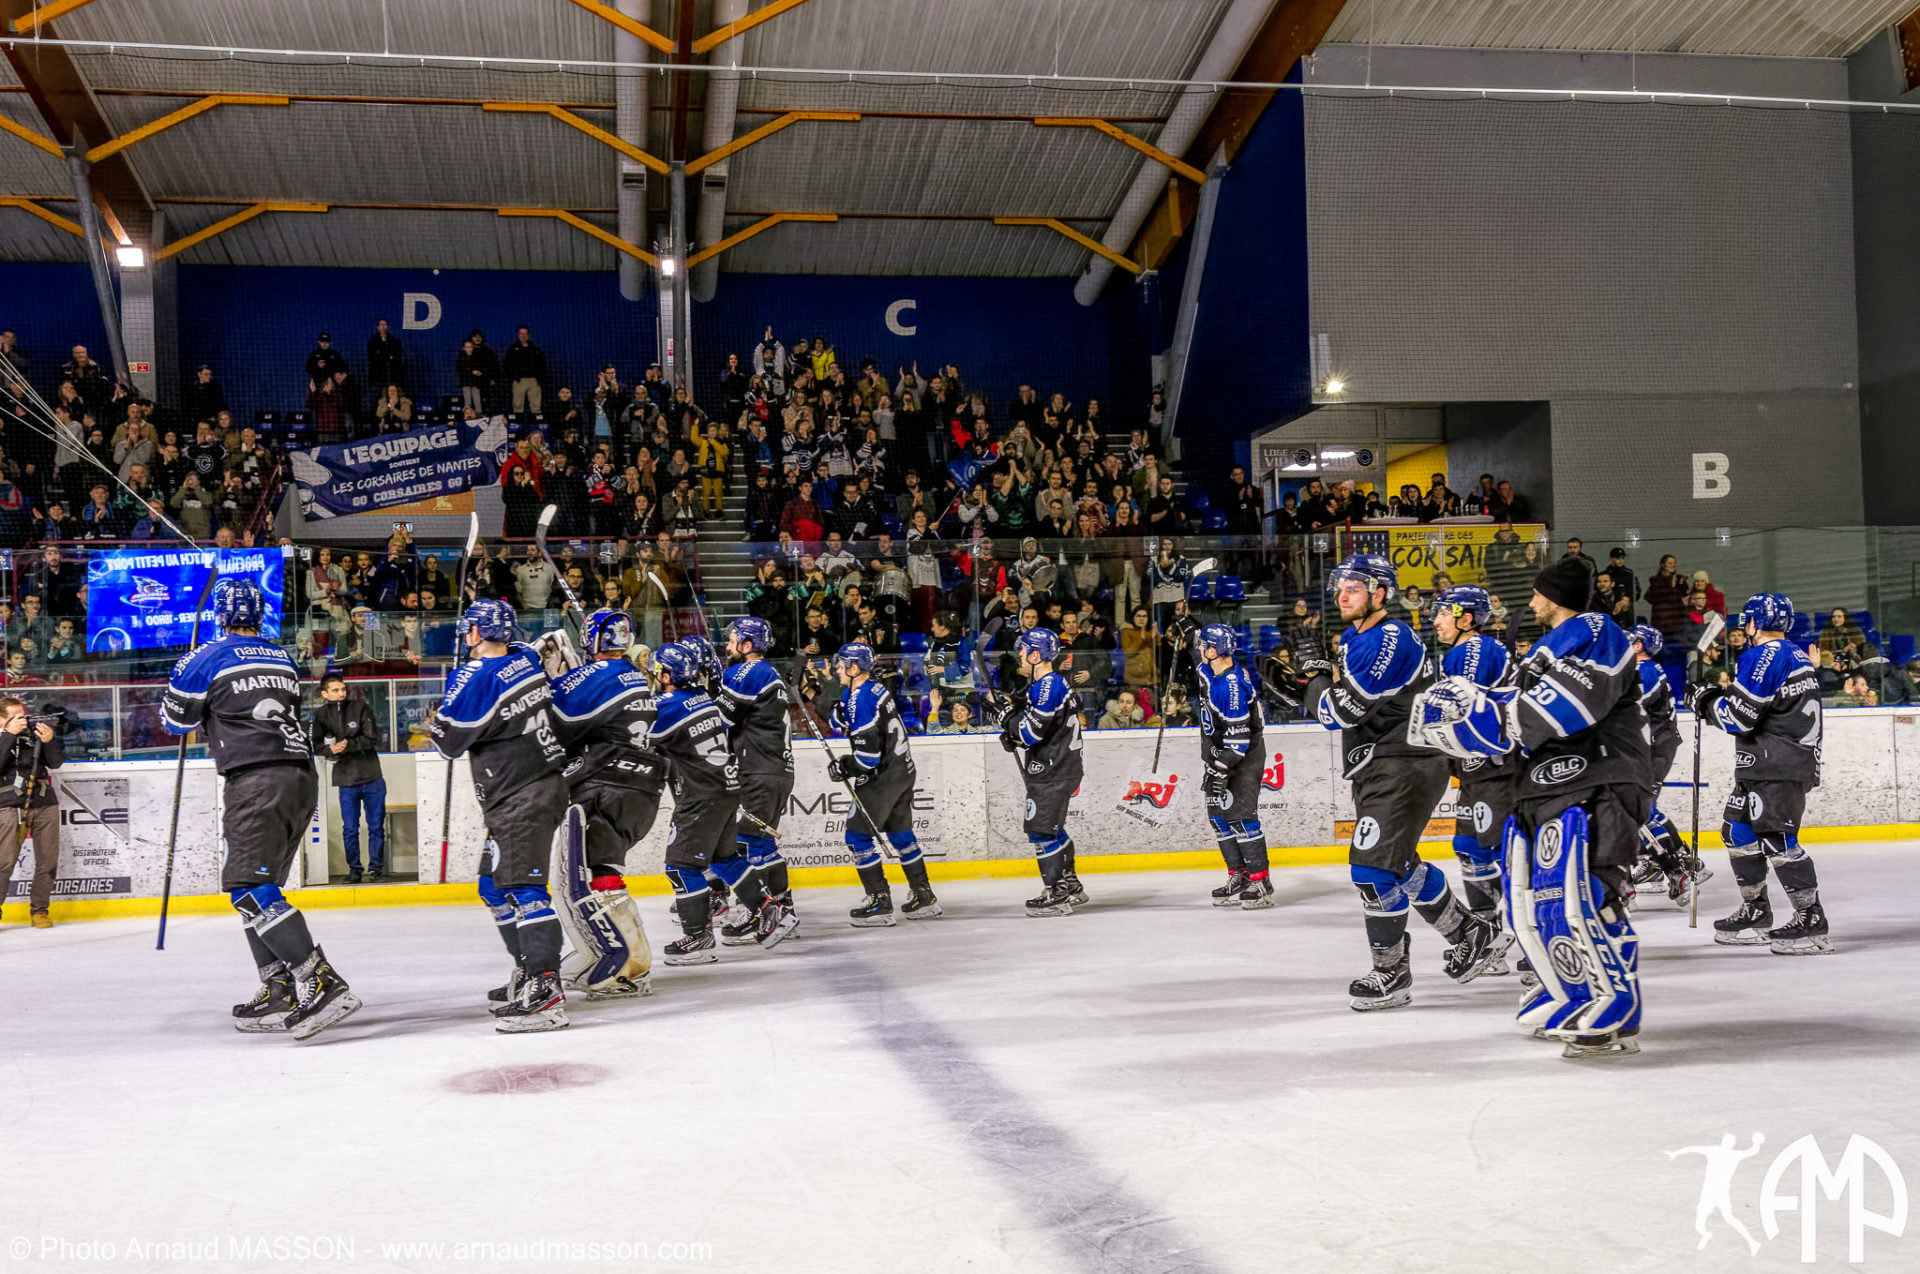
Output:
[
  {"xmin": 900, "ymin": 631, "xmax": 929, "ymax": 654},
  {"xmin": 1214, "ymin": 575, "xmax": 1246, "ymax": 622},
  {"xmin": 1890, "ymin": 634, "xmax": 1917, "ymax": 665},
  {"xmin": 1201, "ymin": 509, "xmax": 1229, "ymax": 532},
  {"xmin": 1790, "ymin": 612, "xmax": 1816, "ymax": 642},
  {"xmin": 1188, "ymin": 577, "xmax": 1214, "ymax": 605},
  {"xmin": 1187, "ymin": 489, "xmax": 1212, "ymax": 512},
  {"xmin": 442, "ymin": 395, "xmax": 464, "ymax": 414},
  {"xmin": 1853, "ymin": 611, "xmax": 1880, "ymax": 647},
  {"xmin": 253, "ymin": 410, "xmax": 282, "ymax": 427},
  {"xmin": 882, "ymin": 514, "xmax": 903, "ymax": 538},
  {"xmin": 1258, "ymin": 624, "xmax": 1281, "ymax": 653}
]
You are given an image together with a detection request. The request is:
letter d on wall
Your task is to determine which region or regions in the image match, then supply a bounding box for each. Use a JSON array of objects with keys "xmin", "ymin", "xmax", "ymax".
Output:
[
  {"xmin": 1692, "ymin": 452, "xmax": 1731, "ymax": 499},
  {"xmin": 403, "ymin": 292, "xmax": 442, "ymax": 331}
]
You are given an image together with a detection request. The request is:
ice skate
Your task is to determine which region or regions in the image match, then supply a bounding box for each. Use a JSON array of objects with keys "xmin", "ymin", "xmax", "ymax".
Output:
[
  {"xmin": 1024, "ymin": 882, "xmax": 1076, "ymax": 916},
  {"xmin": 1768, "ymin": 902, "xmax": 1833, "ymax": 955},
  {"xmin": 1560, "ymin": 1029, "xmax": 1641, "ymax": 1059},
  {"xmin": 487, "ymin": 965, "xmax": 526, "ymax": 1004},
  {"xmin": 849, "ymin": 891, "xmax": 897, "ymax": 927},
  {"xmin": 232, "ymin": 965, "xmax": 295, "ymax": 1034},
  {"xmin": 283, "ymin": 948, "xmax": 361, "ymax": 1042},
  {"xmin": 580, "ymin": 973, "xmax": 651, "ymax": 1000},
  {"xmin": 1444, "ymin": 915, "xmax": 1509, "ymax": 984},
  {"xmin": 663, "ymin": 928, "xmax": 719, "ymax": 965},
  {"xmin": 719, "ymin": 909, "xmax": 763, "ymax": 946},
  {"xmin": 1713, "ymin": 898, "xmax": 1774, "ymax": 946},
  {"xmin": 757, "ymin": 898, "xmax": 800, "ymax": 946},
  {"xmin": 901, "ymin": 888, "xmax": 943, "ymax": 920},
  {"xmin": 1238, "ymin": 876, "xmax": 1276, "ymax": 910},
  {"xmin": 1211, "ymin": 869, "xmax": 1251, "ymax": 907},
  {"xmin": 1060, "ymin": 874, "xmax": 1089, "ymax": 907},
  {"xmin": 1349, "ymin": 937, "xmax": 1412, "ymax": 1011},
  {"xmin": 493, "ymin": 970, "xmax": 569, "ymax": 1033}
]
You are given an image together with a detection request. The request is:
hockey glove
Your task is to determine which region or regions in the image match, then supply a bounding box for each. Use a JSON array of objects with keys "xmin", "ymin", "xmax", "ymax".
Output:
[
  {"xmin": 828, "ymin": 701, "xmax": 848, "ymax": 731},
  {"xmin": 825, "ymin": 756, "xmax": 849, "ymax": 784},
  {"xmin": 1686, "ymin": 683, "xmax": 1723, "ymax": 716},
  {"xmin": 999, "ymin": 719, "xmax": 1021, "ymax": 753},
  {"xmin": 1203, "ymin": 764, "xmax": 1230, "ymax": 799},
  {"xmin": 1263, "ymin": 679, "xmax": 1303, "ymax": 716},
  {"xmin": 1298, "ymin": 655, "xmax": 1334, "ymax": 680}
]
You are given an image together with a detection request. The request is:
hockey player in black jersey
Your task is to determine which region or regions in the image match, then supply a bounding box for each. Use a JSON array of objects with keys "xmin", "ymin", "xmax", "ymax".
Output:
[
  {"xmin": 823, "ymin": 642, "xmax": 940, "ymax": 925},
  {"xmin": 1412, "ymin": 556, "xmax": 1653, "ymax": 1056},
  {"xmin": 719, "ymin": 617, "xmax": 801, "ymax": 944},
  {"xmin": 995, "ymin": 627, "xmax": 1087, "ymax": 916},
  {"xmin": 162, "ymin": 578, "xmax": 359, "ymax": 1040},
  {"xmin": 1627, "ymin": 625, "xmax": 1711, "ymax": 907},
  {"xmin": 1690, "ymin": 592, "xmax": 1832, "ymax": 954},
  {"xmin": 1430, "ymin": 585, "xmax": 1516, "ymax": 971},
  {"xmin": 1192, "ymin": 623, "xmax": 1273, "ymax": 910},
  {"xmin": 431, "ymin": 598, "xmax": 573, "ymax": 1033},
  {"xmin": 648, "ymin": 641, "xmax": 768, "ymax": 963},
  {"xmin": 1296, "ymin": 554, "xmax": 1502, "ymax": 1011},
  {"xmin": 546, "ymin": 608, "xmax": 665, "ymax": 998}
]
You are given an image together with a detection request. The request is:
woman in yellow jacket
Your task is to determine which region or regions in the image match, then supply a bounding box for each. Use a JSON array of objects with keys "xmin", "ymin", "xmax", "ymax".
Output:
[{"xmin": 690, "ymin": 418, "xmax": 731, "ymax": 516}]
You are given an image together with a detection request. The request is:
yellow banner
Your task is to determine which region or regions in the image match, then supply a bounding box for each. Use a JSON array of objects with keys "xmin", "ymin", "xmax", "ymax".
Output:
[{"xmin": 1350, "ymin": 523, "xmax": 1547, "ymax": 592}]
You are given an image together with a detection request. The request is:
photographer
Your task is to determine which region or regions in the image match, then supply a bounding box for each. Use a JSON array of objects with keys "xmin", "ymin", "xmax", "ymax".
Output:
[
  {"xmin": 0, "ymin": 697, "xmax": 63, "ymax": 928},
  {"xmin": 307, "ymin": 674, "xmax": 388, "ymax": 883}
]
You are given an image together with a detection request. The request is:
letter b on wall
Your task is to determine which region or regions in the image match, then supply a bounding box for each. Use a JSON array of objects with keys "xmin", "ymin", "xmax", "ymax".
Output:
[
  {"xmin": 1692, "ymin": 452, "xmax": 1731, "ymax": 500},
  {"xmin": 403, "ymin": 293, "xmax": 442, "ymax": 331}
]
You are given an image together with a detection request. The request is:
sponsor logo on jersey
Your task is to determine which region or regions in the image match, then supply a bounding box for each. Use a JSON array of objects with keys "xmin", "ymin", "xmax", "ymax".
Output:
[
  {"xmin": 1346, "ymin": 744, "xmax": 1375, "ymax": 771},
  {"xmin": 1530, "ymin": 755, "xmax": 1588, "ymax": 786},
  {"xmin": 1735, "ymin": 750, "xmax": 1755, "ymax": 768}
]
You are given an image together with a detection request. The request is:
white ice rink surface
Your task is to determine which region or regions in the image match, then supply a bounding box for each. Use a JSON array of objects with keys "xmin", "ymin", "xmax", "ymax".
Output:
[{"xmin": 4, "ymin": 846, "xmax": 1916, "ymax": 1274}]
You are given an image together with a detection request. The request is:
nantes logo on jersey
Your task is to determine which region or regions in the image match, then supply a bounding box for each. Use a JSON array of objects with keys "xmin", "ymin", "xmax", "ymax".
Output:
[{"xmin": 1117, "ymin": 772, "xmax": 1179, "ymax": 828}]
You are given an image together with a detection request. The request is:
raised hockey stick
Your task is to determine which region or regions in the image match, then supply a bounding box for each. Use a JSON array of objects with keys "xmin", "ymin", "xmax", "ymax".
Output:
[
  {"xmin": 646, "ymin": 570, "xmax": 678, "ymax": 643},
  {"xmin": 790, "ymin": 659, "xmax": 893, "ymax": 860},
  {"xmin": 157, "ymin": 550, "xmax": 222, "ymax": 951},
  {"xmin": 534, "ymin": 503, "xmax": 589, "ymax": 630},
  {"xmin": 438, "ymin": 513, "xmax": 481, "ymax": 885},
  {"xmin": 1150, "ymin": 555, "xmax": 1218, "ymax": 772}
]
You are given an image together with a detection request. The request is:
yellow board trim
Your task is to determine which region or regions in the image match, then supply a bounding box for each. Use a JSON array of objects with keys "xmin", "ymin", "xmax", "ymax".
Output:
[{"xmin": 8, "ymin": 825, "xmax": 1914, "ymax": 926}]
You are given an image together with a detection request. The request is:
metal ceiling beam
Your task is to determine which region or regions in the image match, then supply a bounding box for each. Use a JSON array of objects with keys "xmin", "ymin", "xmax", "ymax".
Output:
[
  {"xmin": 687, "ymin": 109, "xmax": 857, "ymax": 174},
  {"xmin": 482, "ymin": 100, "xmax": 669, "ymax": 172},
  {"xmin": 1129, "ymin": 0, "xmax": 1349, "ymax": 272},
  {"xmin": 497, "ymin": 206, "xmax": 660, "ymax": 266},
  {"xmin": 691, "ymin": 0, "xmax": 815, "ymax": 55},
  {"xmin": 1, "ymin": 0, "xmax": 153, "ymax": 242},
  {"xmin": 1033, "ymin": 117, "xmax": 1208, "ymax": 185},
  {"xmin": 687, "ymin": 211, "xmax": 834, "ymax": 266},
  {"xmin": 0, "ymin": 193, "xmax": 92, "ymax": 239},
  {"xmin": 562, "ymin": 0, "xmax": 675, "ymax": 53},
  {"xmin": 87, "ymin": 93, "xmax": 289, "ymax": 162},
  {"xmin": 0, "ymin": 111, "xmax": 61, "ymax": 156},
  {"xmin": 7, "ymin": 0, "xmax": 98, "ymax": 33},
  {"xmin": 994, "ymin": 217, "xmax": 1139, "ymax": 273},
  {"xmin": 151, "ymin": 201, "xmax": 325, "ymax": 260}
]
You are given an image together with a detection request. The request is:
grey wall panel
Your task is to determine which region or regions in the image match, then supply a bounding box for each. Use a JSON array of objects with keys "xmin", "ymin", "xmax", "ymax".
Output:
[{"xmin": 1442, "ymin": 401, "xmax": 1553, "ymax": 526}]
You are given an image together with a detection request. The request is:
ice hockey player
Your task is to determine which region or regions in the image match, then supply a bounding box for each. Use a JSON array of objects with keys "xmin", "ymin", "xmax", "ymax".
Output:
[
  {"xmin": 647, "ymin": 641, "xmax": 770, "ymax": 963},
  {"xmin": 1293, "ymin": 554, "xmax": 1502, "ymax": 1011},
  {"xmin": 1190, "ymin": 623, "xmax": 1272, "ymax": 911},
  {"xmin": 546, "ymin": 608, "xmax": 665, "ymax": 999},
  {"xmin": 1428, "ymin": 585, "xmax": 1516, "ymax": 970},
  {"xmin": 431, "ymin": 598, "xmax": 572, "ymax": 1033},
  {"xmin": 994, "ymin": 627, "xmax": 1088, "ymax": 916},
  {"xmin": 162, "ymin": 578, "xmax": 359, "ymax": 1040},
  {"xmin": 1689, "ymin": 592, "xmax": 1831, "ymax": 954},
  {"xmin": 822, "ymin": 641, "xmax": 940, "ymax": 925},
  {"xmin": 718, "ymin": 616, "xmax": 800, "ymax": 944},
  {"xmin": 677, "ymin": 631, "xmax": 740, "ymax": 925},
  {"xmin": 1410, "ymin": 555, "xmax": 1652, "ymax": 1056},
  {"xmin": 1626, "ymin": 624, "xmax": 1712, "ymax": 906}
]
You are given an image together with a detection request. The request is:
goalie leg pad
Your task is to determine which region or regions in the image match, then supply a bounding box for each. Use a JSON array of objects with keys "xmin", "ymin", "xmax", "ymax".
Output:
[
  {"xmin": 550, "ymin": 803, "xmax": 652, "ymax": 992},
  {"xmin": 1515, "ymin": 806, "xmax": 1641, "ymax": 1041}
]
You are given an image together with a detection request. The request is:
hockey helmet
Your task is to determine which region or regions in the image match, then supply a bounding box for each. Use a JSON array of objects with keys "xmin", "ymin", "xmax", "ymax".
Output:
[
  {"xmin": 653, "ymin": 641, "xmax": 701, "ymax": 687},
  {"xmin": 835, "ymin": 642, "xmax": 876, "ymax": 675},
  {"xmin": 727, "ymin": 616, "xmax": 773, "ymax": 655},
  {"xmin": 1628, "ymin": 623, "xmax": 1665, "ymax": 656},
  {"xmin": 458, "ymin": 598, "xmax": 517, "ymax": 643},
  {"xmin": 1434, "ymin": 584, "xmax": 1492, "ymax": 626},
  {"xmin": 211, "ymin": 577, "xmax": 265, "ymax": 632},
  {"xmin": 1329, "ymin": 553, "xmax": 1397, "ymax": 600},
  {"xmin": 583, "ymin": 608, "xmax": 633, "ymax": 656},
  {"xmin": 1739, "ymin": 592, "xmax": 1794, "ymax": 634},
  {"xmin": 1198, "ymin": 622, "xmax": 1239, "ymax": 659},
  {"xmin": 1016, "ymin": 627, "xmax": 1060, "ymax": 663}
]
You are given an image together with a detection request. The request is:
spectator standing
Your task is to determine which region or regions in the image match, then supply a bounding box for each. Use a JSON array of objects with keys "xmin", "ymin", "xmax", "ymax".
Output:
[
  {"xmin": 501, "ymin": 466, "xmax": 542, "ymax": 538},
  {"xmin": 182, "ymin": 364, "xmax": 227, "ymax": 426},
  {"xmin": 1644, "ymin": 554, "xmax": 1689, "ymax": 643},
  {"xmin": 514, "ymin": 545, "xmax": 555, "ymax": 612},
  {"xmin": 457, "ymin": 331, "xmax": 498, "ymax": 414},
  {"xmin": 365, "ymin": 319, "xmax": 405, "ymax": 391},
  {"xmin": 0, "ymin": 696, "xmax": 62, "ymax": 928},
  {"xmin": 1689, "ymin": 569, "xmax": 1726, "ymax": 615},
  {"xmin": 308, "ymin": 673, "xmax": 388, "ymax": 882},
  {"xmin": 305, "ymin": 332, "xmax": 348, "ymax": 392},
  {"xmin": 1604, "ymin": 547, "xmax": 1638, "ymax": 607},
  {"xmin": 503, "ymin": 326, "xmax": 548, "ymax": 416}
]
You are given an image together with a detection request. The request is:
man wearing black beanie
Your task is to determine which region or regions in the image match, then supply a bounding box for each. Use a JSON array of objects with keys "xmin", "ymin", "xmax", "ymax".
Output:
[{"xmin": 1410, "ymin": 549, "xmax": 1654, "ymax": 1057}]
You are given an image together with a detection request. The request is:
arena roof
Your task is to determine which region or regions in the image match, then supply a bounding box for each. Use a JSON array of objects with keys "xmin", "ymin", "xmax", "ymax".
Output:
[{"xmin": 0, "ymin": 0, "xmax": 1915, "ymax": 278}]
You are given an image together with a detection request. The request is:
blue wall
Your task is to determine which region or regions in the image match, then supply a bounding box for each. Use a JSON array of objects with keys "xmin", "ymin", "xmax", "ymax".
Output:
[
  {"xmin": 1152, "ymin": 76, "xmax": 1314, "ymax": 481},
  {"xmin": 0, "ymin": 262, "xmax": 113, "ymax": 392}
]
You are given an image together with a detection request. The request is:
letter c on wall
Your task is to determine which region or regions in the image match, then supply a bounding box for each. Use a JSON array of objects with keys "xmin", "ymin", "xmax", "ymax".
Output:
[{"xmin": 885, "ymin": 299, "xmax": 917, "ymax": 337}]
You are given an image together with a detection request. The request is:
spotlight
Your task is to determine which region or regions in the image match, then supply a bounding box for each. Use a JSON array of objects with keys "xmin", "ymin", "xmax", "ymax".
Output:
[
  {"xmin": 115, "ymin": 246, "xmax": 146, "ymax": 269},
  {"xmin": 659, "ymin": 257, "xmax": 679, "ymax": 278},
  {"xmin": 1323, "ymin": 377, "xmax": 1346, "ymax": 395}
]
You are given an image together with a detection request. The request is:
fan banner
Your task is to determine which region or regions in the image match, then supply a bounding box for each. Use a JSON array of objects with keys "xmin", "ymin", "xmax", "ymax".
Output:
[{"xmin": 289, "ymin": 416, "xmax": 509, "ymax": 519}]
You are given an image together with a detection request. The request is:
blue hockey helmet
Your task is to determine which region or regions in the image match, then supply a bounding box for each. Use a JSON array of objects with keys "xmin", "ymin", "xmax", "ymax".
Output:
[
  {"xmin": 682, "ymin": 633, "xmax": 721, "ymax": 676},
  {"xmin": 1739, "ymin": 592, "xmax": 1794, "ymax": 634},
  {"xmin": 583, "ymin": 607, "xmax": 633, "ymax": 656},
  {"xmin": 835, "ymin": 641, "xmax": 875, "ymax": 675},
  {"xmin": 1329, "ymin": 553, "xmax": 1397, "ymax": 600},
  {"xmin": 1197, "ymin": 622, "xmax": 1239, "ymax": 658},
  {"xmin": 727, "ymin": 616, "xmax": 773, "ymax": 655},
  {"xmin": 653, "ymin": 641, "xmax": 700, "ymax": 687},
  {"xmin": 1016, "ymin": 627, "xmax": 1060, "ymax": 663},
  {"xmin": 1628, "ymin": 623, "xmax": 1665, "ymax": 656},
  {"xmin": 211, "ymin": 577, "xmax": 265, "ymax": 632},
  {"xmin": 458, "ymin": 598, "xmax": 517, "ymax": 643},
  {"xmin": 1434, "ymin": 584, "xmax": 1492, "ymax": 626}
]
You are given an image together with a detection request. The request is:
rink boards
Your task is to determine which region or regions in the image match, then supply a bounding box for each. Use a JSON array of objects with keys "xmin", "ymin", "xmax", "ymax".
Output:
[{"xmin": 8, "ymin": 708, "xmax": 1917, "ymax": 916}]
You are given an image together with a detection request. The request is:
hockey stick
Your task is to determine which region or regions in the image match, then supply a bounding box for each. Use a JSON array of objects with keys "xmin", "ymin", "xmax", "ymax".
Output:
[
  {"xmin": 647, "ymin": 570, "xmax": 678, "ymax": 643},
  {"xmin": 790, "ymin": 661, "xmax": 893, "ymax": 860},
  {"xmin": 1150, "ymin": 555, "xmax": 1218, "ymax": 772},
  {"xmin": 438, "ymin": 513, "xmax": 481, "ymax": 885},
  {"xmin": 1686, "ymin": 612, "xmax": 1726, "ymax": 929},
  {"xmin": 157, "ymin": 549, "xmax": 222, "ymax": 951},
  {"xmin": 534, "ymin": 503, "xmax": 590, "ymax": 650}
]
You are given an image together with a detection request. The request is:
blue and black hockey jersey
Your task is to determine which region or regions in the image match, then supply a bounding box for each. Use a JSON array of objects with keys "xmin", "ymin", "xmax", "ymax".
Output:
[
  {"xmin": 161, "ymin": 636, "xmax": 311, "ymax": 774},
  {"xmin": 647, "ymin": 686, "xmax": 739, "ymax": 802},
  {"xmin": 1013, "ymin": 669, "xmax": 1083, "ymax": 778},
  {"xmin": 1511, "ymin": 614, "xmax": 1650, "ymax": 797},
  {"xmin": 1638, "ymin": 659, "xmax": 1680, "ymax": 779},
  {"xmin": 431, "ymin": 643, "xmax": 566, "ymax": 804},
  {"xmin": 1315, "ymin": 618, "xmax": 1433, "ymax": 777},
  {"xmin": 1196, "ymin": 659, "xmax": 1264, "ymax": 777},
  {"xmin": 1443, "ymin": 632, "xmax": 1515, "ymax": 783},
  {"xmin": 718, "ymin": 657, "xmax": 793, "ymax": 775},
  {"xmin": 551, "ymin": 656, "xmax": 666, "ymax": 792},
  {"xmin": 1710, "ymin": 638, "xmax": 1821, "ymax": 784},
  {"xmin": 831, "ymin": 679, "xmax": 912, "ymax": 783}
]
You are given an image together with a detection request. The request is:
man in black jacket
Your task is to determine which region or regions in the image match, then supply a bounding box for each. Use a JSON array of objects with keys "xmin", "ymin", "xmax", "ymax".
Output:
[
  {"xmin": 308, "ymin": 674, "xmax": 388, "ymax": 882},
  {"xmin": 365, "ymin": 319, "xmax": 405, "ymax": 392},
  {"xmin": 504, "ymin": 326, "xmax": 549, "ymax": 416},
  {"xmin": 0, "ymin": 696, "xmax": 63, "ymax": 927}
]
